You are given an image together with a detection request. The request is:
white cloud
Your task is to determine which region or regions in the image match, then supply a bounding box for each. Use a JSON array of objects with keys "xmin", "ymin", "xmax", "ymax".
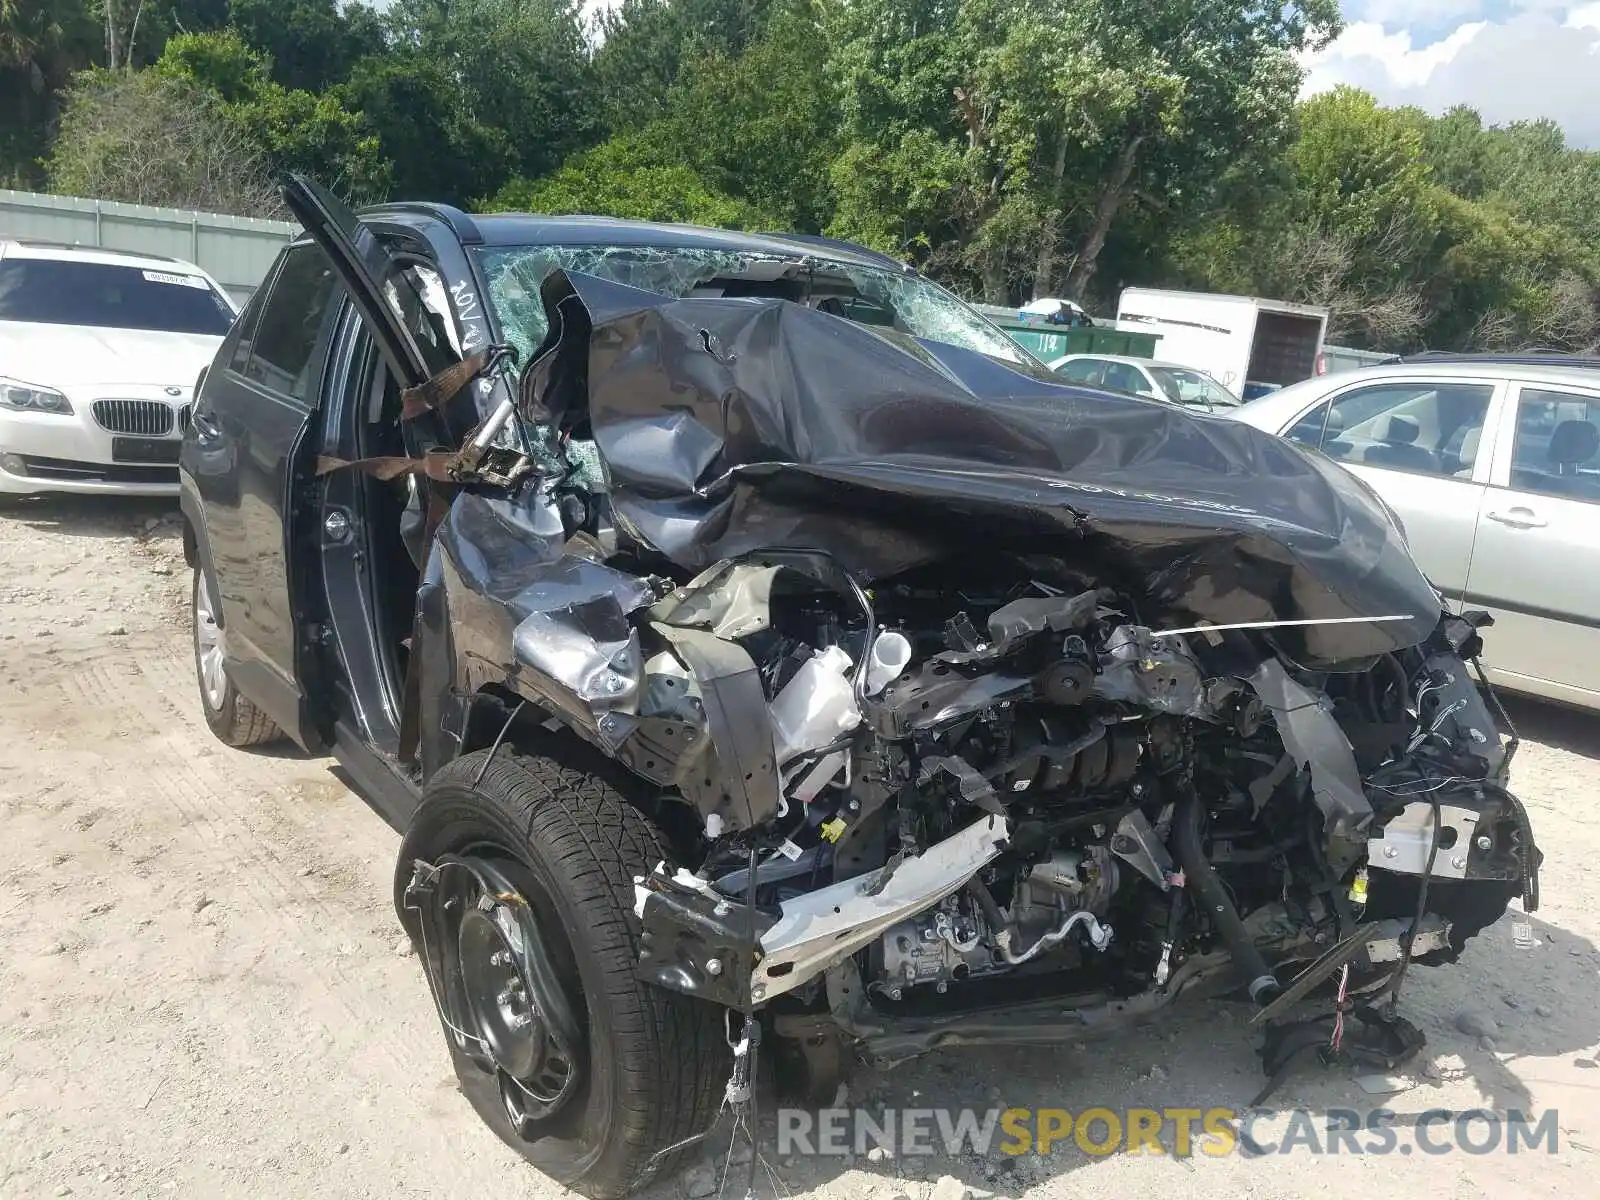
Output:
[
  {"xmin": 1302, "ymin": 10, "xmax": 1600, "ymax": 146},
  {"xmin": 1303, "ymin": 21, "xmax": 1487, "ymax": 89},
  {"xmin": 1344, "ymin": 0, "xmax": 1495, "ymax": 28}
]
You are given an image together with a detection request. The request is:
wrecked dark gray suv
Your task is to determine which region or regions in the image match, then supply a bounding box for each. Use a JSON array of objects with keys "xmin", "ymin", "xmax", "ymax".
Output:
[{"xmin": 179, "ymin": 176, "xmax": 1541, "ymax": 1197}]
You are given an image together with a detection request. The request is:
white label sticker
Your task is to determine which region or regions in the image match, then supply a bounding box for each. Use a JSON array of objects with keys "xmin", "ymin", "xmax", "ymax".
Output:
[
  {"xmin": 142, "ymin": 270, "xmax": 208, "ymax": 289},
  {"xmin": 777, "ymin": 839, "xmax": 804, "ymax": 861}
]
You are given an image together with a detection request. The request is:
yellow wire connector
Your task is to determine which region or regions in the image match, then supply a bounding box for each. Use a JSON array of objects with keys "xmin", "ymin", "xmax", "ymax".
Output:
[{"xmin": 1348, "ymin": 867, "xmax": 1368, "ymax": 906}]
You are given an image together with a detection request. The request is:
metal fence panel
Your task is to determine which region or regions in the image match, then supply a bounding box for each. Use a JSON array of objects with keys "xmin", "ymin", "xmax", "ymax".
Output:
[{"xmin": 0, "ymin": 188, "xmax": 298, "ymax": 303}]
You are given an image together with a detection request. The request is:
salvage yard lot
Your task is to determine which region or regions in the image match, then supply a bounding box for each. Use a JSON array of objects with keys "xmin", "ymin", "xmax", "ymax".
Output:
[{"xmin": 3, "ymin": 496, "xmax": 1599, "ymax": 1200}]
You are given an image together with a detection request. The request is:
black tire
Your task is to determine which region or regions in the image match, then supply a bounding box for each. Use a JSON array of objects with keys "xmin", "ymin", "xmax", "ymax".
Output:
[
  {"xmin": 191, "ymin": 566, "xmax": 283, "ymax": 747},
  {"xmin": 396, "ymin": 743, "xmax": 729, "ymax": 1198}
]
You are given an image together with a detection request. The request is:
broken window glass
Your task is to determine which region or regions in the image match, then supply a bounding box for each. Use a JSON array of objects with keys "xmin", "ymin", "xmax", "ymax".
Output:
[
  {"xmin": 474, "ymin": 244, "xmax": 1033, "ymax": 368},
  {"xmin": 835, "ymin": 266, "xmax": 1029, "ymax": 365},
  {"xmin": 474, "ymin": 242, "xmax": 1039, "ymax": 490}
]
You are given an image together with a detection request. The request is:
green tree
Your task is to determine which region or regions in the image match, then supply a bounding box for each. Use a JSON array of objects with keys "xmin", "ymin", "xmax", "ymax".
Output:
[
  {"xmin": 0, "ymin": 0, "xmax": 98, "ymax": 185},
  {"xmin": 655, "ymin": 0, "xmax": 837, "ymax": 230},
  {"xmin": 1166, "ymin": 87, "xmax": 1438, "ymax": 346},
  {"xmin": 1288, "ymin": 87, "xmax": 1436, "ymax": 249},
  {"xmin": 1405, "ymin": 104, "xmax": 1492, "ymax": 200},
  {"xmin": 46, "ymin": 66, "xmax": 280, "ymax": 213},
  {"xmin": 124, "ymin": 1, "xmax": 231, "ymax": 66},
  {"xmin": 337, "ymin": 52, "xmax": 514, "ymax": 205},
  {"xmin": 823, "ymin": 0, "xmax": 1340, "ymax": 304},
  {"xmin": 228, "ymin": 0, "xmax": 384, "ymax": 92},
  {"xmin": 383, "ymin": 0, "xmax": 598, "ymax": 186},
  {"xmin": 159, "ymin": 29, "xmax": 390, "ymax": 202},
  {"xmin": 823, "ymin": 0, "xmax": 1048, "ymax": 300},
  {"xmin": 1047, "ymin": 0, "xmax": 1340, "ymax": 301},
  {"xmin": 591, "ymin": 0, "xmax": 774, "ymax": 131},
  {"xmin": 1167, "ymin": 87, "xmax": 1600, "ymax": 352},
  {"xmin": 487, "ymin": 133, "xmax": 775, "ymax": 227}
]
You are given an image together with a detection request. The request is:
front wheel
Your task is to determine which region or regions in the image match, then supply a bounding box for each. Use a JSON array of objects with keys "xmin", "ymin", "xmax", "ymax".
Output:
[
  {"xmin": 191, "ymin": 566, "xmax": 282, "ymax": 747},
  {"xmin": 395, "ymin": 743, "xmax": 729, "ymax": 1198}
]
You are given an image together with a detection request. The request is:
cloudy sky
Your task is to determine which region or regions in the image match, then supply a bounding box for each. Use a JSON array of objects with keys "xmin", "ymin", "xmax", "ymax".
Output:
[{"xmin": 1303, "ymin": 2, "xmax": 1600, "ymax": 145}]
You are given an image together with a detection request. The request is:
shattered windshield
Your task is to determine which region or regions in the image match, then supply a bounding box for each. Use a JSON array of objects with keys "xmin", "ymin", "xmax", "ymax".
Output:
[{"xmin": 474, "ymin": 244, "xmax": 1033, "ymax": 367}]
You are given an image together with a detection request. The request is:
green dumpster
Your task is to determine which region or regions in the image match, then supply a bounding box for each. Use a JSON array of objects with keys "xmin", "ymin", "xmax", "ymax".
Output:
[
  {"xmin": 973, "ymin": 305, "xmax": 1162, "ymax": 362},
  {"xmin": 1005, "ymin": 322, "xmax": 1162, "ymax": 362}
]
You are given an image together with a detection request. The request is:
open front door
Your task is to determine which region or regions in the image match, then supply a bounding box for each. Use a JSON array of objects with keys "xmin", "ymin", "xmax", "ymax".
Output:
[
  {"xmin": 279, "ymin": 174, "xmax": 495, "ymax": 769},
  {"xmin": 279, "ymin": 174, "xmax": 452, "ymax": 395}
]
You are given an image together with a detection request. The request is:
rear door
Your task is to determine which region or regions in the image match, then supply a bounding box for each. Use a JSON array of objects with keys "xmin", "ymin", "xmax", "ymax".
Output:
[
  {"xmin": 194, "ymin": 175, "xmax": 468, "ymax": 749},
  {"xmin": 1462, "ymin": 379, "xmax": 1600, "ymax": 707},
  {"xmin": 1278, "ymin": 374, "xmax": 1506, "ymax": 598},
  {"xmin": 188, "ymin": 241, "xmax": 342, "ymax": 748}
]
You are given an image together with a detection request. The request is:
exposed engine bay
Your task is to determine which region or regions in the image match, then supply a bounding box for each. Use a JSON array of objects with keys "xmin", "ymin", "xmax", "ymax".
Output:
[{"xmin": 622, "ymin": 557, "xmax": 1538, "ymax": 1060}]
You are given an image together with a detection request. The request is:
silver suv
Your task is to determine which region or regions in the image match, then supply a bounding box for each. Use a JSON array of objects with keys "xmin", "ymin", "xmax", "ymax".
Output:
[{"xmin": 1230, "ymin": 357, "xmax": 1600, "ymax": 712}]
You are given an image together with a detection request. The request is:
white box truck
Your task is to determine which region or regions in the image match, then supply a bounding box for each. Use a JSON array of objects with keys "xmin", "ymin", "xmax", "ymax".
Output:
[{"xmin": 1115, "ymin": 289, "xmax": 1329, "ymax": 400}]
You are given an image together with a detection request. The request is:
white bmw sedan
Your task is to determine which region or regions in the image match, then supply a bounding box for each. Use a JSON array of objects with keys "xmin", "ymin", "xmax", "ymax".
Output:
[{"xmin": 0, "ymin": 240, "xmax": 238, "ymax": 497}]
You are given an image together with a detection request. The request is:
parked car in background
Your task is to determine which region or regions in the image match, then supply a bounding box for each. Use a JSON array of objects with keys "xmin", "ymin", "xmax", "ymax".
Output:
[
  {"xmin": 0, "ymin": 240, "xmax": 237, "ymax": 497},
  {"xmin": 1049, "ymin": 353, "xmax": 1242, "ymax": 411},
  {"xmin": 1228, "ymin": 357, "xmax": 1600, "ymax": 712}
]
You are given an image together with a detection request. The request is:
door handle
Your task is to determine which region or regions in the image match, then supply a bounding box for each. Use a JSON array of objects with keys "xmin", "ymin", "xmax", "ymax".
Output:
[
  {"xmin": 1486, "ymin": 507, "xmax": 1547, "ymax": 529},
  {"xmin": 190, "ymin": 411, "xmax": 221, "ymax": 440}
]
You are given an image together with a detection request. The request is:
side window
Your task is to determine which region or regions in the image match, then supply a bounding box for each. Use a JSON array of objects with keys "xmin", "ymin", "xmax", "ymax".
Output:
[
  {"xmin": 244, "ymin": 244, "xmax": 338, "ymax": 406},
  {"xmin": 225, "ymin": 272, "xmax": 271, "ymax": 375},
  {"xmin": 1286, "ymin": 382, "xmax": 1494, "ymax": 479},
  {"xmin": 1286, "ymin": 401, "xmax": 1332, "ymax": 447},
  {"xmin": 1059, "ymin": 358, "xmax": 1105, "ymax": 385},
  {"xmin": 1101, "ymin": 362, "xmax": 1146, "ymax": 394},
  {"xmin": 383, "ymin": 259, "xmax": 468, "ymax": 366},
  {"xmin": 1509, "ymin": 387, "xmax": 1600, "ymax": 501}
]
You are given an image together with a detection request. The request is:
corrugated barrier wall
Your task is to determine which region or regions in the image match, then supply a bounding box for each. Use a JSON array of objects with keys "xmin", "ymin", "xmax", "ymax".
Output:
[{"xmin": 0, "ymin": 189, "xmax": 297, "ymax": 303}]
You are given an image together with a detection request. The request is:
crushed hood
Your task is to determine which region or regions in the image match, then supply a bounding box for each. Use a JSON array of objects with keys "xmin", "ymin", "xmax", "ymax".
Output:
[{"xmin": 519, "ymin": 270, "xmax": 1441, "ymax": 668}]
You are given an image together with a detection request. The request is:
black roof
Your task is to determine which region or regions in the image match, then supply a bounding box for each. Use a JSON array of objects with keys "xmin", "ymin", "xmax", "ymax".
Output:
[{"xmin": 360, "ymin": 200, "xmax": 909, "ymax": 273}]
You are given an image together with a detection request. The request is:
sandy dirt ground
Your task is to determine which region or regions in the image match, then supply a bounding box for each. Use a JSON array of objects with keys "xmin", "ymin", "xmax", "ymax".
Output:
[{"xmin": 2, "ymin": 494, "xmax": 1599, "ymax": 1200}]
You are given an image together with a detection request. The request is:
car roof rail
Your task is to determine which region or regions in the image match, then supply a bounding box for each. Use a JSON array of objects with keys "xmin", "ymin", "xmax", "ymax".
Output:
[
  {"xmin": 1380, "ymin": 349, "xmax": 1600, "ymax": 370},
  {"xmin": 754, "ymin": 231, "xmax": 911, "ymax": 271},
  {"xmin": 359, "ymin": 201, "xmax": 483, "ymax": 245}
]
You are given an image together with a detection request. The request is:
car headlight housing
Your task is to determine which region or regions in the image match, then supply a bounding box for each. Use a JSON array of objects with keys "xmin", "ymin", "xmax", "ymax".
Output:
[{"xmin": 0, "ymin": 377, "xmax": 74, "ymax": 415}]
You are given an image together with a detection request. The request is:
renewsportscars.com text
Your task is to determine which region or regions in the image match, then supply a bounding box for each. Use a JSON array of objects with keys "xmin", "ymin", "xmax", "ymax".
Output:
[{"xmin": 777, "ymin": 1107, "xmax": 1561, "ymax": 1159}]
